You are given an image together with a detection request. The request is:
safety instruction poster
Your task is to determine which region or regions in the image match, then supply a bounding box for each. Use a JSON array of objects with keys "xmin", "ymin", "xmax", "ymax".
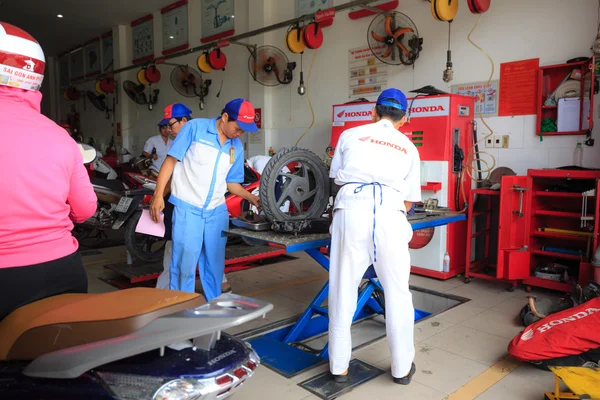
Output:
[
  {"xmin": 162, "ymin": 2, "xmax": 189, "ymax": 54},
  {"xmin": 450, "ymin": 80, "xmax": 499, "ymax": 117},
  {"xmin": 296, "ymin": 0, "xmax": 333, "ymax": 17},
  {"xmin": 498, "ymin": 58, "xmax": 539, "ymax": 116},
  {"xmin": 201, "ymin": 0, "xmax": 235, "ymax": 43},
  {"xmin": 348, "ymin": 45, "xmax": 388, "ymax": 100}
]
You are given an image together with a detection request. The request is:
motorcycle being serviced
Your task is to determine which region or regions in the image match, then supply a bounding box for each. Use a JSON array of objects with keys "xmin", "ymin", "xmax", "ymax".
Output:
[
  {"xmin": 0, "ymin": 144, "xmax": 274, "ymax": 400},
  {"xmin": 75, "ymin": 147, "xmax": 165, "ymax": 263}
]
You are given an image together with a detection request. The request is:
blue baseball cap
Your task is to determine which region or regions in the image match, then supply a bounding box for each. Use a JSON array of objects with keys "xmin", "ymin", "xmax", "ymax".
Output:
[
  {"xmin": 376, "ymin": 88, "xmax": 408, "ymax": 112},
  {"xmin": 158, "ymin": 103, "xmax": 192, "ymax": 126},
  {"xmin": 223, "ymin": 98, "xmax": 258, "ymax": 132}
]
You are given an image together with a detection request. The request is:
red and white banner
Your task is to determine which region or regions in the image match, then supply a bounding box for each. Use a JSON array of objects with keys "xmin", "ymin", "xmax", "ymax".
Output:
[{"xmin": 333, "ymin": 97, "xmax": 451, "ymax": 123}]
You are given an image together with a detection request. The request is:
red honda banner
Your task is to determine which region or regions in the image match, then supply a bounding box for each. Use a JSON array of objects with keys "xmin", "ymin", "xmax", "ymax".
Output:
[{"xmin": 508, "ymin": 297, "xmax": 600, "ymax": 361}]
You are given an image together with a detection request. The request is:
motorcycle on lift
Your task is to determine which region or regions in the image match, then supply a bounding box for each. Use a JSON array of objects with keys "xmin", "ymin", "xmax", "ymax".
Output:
[
  {"xmin": 75, "ymin": 147, "xmax": 164, "ymax": 263},
  {"xmin": 0, "ymin": 145, "xmax": 273, "ymax": 400}
]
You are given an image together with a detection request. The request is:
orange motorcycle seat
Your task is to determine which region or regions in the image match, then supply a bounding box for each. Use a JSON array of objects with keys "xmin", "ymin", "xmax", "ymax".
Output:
[{"xmin": 0, "ymin": 288, "xmax": 205, "ymax": 360}]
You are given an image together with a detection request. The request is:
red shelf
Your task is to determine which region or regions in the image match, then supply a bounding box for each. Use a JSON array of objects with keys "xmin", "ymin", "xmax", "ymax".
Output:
[
  {"xmin": 530, "ymin": 249, "xmax": 583, "ymax": 261},
  {"xmin": 531, "ymin": 231, "xmax": 589, "ymax": 242},
  {"xmin": 421, "ymin": 182, "xmax": 442, "ymax": 192},
  {"xmin": 522, "ymin": 277, "xmax": 573, "ymax": 292},
  {"xmin": 534, "ymin": 210, "xmax": 583, "ymax": 219},
  {"xmin": 536, "ymin": 57, "xmax": 594, "ymax": 137},
  {"xmin": 534, "ymin": 191, "xmax": 586, "ymax": 198}
]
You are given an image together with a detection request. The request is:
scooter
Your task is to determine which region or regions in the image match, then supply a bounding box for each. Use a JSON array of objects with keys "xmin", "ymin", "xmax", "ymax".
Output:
[
  {"xmin": 75, "ymin": 147, "xmax": 163, "ymax": 263},
  {"xmin": 0, "ymin": 144, "xmax": 273, "ymax": 399}
]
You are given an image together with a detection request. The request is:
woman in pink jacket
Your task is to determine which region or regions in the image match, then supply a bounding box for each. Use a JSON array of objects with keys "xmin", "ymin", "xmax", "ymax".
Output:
[{"xmin": 0, "ymin": 22, "xmax": 97, "ymax": 320}]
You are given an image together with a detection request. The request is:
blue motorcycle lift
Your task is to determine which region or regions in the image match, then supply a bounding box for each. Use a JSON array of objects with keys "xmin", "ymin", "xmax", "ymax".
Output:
[{"xmin": 225, "ymin": 213, "xmax": 465, "ymax": 378}]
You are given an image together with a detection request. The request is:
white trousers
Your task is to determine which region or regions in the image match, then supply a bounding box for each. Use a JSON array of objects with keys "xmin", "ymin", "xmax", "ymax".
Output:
[
  {"xmin": 328, "ymin": 208, "xmax": 415, "ymax": 378},
  {"xmin": 156, "ymin": 241, "xmax": 228, "ymax": 290}
]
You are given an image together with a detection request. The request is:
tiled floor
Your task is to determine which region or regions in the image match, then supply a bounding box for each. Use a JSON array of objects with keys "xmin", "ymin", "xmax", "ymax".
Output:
[{"xmin": 83, "ymin": 247, "xmax": 566, "ymax": 400}]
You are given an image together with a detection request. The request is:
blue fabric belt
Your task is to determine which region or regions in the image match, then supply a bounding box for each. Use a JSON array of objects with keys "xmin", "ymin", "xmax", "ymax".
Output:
[{"xmin": 342, "ymin": 182, "xmax": 397, "ymax": 263}]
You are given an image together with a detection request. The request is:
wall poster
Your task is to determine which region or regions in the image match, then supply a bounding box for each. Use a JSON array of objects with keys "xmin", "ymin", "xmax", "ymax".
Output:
[
  {"xmin": 84, "ymin": 38, "xmax": 101, "ymax": 77},
  {"xmin": 162, "ymin": 0, "xmax": 189, "ymax": 55},
  {"xmin": 69, "ymin": 47, "xmax": 84, "ymax": 81},
  {"xmin": 451, "ymin": 80, "xmax": 499, "ymax": 117},
  {"xmin": 131, "ymin": 15, "xmax": 154, "ymax": 64},
  {"xmin": 201, "ymin": 0, "xmax": 235, "ymax": 43},
  {"xmin": 348, "ymin": 44, "xmax": 388, "ymax": 100},
  {"xmin": 102, "ymin": 32, "xmax": 114, "ymax": 72}
]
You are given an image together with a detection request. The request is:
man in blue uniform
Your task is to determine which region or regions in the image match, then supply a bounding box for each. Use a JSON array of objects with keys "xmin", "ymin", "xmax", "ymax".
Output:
[{"xmin": 150, "ymin": 98, "xmax": 260, "ymax": 300}]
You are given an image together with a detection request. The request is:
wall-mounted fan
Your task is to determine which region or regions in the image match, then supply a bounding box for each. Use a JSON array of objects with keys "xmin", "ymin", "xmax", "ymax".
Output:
[
  {"xmin": 367, "ymin": 12, "xmax": 423, "ymax": 66},
  {"xmin": 122, "ymin": 80, "xmax": 147, "ymax": 106},
  {"xmin": 170, "ymin": 65, "xmax": 211, "ymax": 110},
  {"xmin": 248, "ymin": 45, "xmax": 296, "ymax": 86},
  {"xmin": 86, "ymin": 90, "xmax": 113, "ymax": 119}
]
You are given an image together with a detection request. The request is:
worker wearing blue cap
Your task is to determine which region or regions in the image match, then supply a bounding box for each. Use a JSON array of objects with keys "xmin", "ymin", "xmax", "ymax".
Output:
[
  {"xmin": 141, "ymin": 104, "xmax": 192, "ymax": 177},
  {"xmin": 328, "ymin": 88, "xmax": 422, "ymax": 385},
  {"xmin": 150, "ymin": 99, "xmax": 260, "ymax": 301}
]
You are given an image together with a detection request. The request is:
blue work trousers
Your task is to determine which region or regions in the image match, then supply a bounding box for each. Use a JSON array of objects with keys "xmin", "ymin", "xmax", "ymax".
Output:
[{"xmin": 170, "ymin": 203, "xmax": 228, "ymax": 300}]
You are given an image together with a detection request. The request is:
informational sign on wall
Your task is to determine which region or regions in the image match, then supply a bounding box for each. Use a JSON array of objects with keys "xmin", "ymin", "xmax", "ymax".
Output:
[
  {"xmin": 201, "ymin": 0, "xmax": 235, "ymax": 43},
  {"xmin": 84, "ymin": 39, "xmax": 101, "ymax": 77},
  {"xmin": 58, "ymin": 55, "xmax": 69, "ymax": 88},
  {"xmin": 102, "ymin": 33, "xmax": 114, "ymax": 72},
  {"xmin": 131, "ymin": 15, "xmax": 155, "ymax": 64},
  {"xmin": 451, "ymin": 80, "xmax": 499, "ymax": 117},
  {"xmin": 348, "ymin": 44, "xmax": 388, "ymax": 100},
  {"xmin": 296, "ymin": 0, "xmax": 333, "ymax": 17},
  {"xmin": 254, "ymin": 108, "xmax": 262, "ymax": 129},
  {"xmin": 162, "ymin": 0, "xmax": 189, "ymax": 55},
  {"xmin": 498, "ymin": 58, "xmax": 539, "ymax": 116},
  {"xmin": 348, "ymin": 0, "xmax": 399, "ymax": 20},
  {"xmin": 69, "ymin": 47, "xmax": 84, "ymax": 80}
]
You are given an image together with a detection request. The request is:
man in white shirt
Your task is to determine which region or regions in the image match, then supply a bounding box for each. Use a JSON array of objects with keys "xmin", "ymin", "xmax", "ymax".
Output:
[
  {"xmin": 328, "ymin": 88, "xmax": 421, "ymax": 385},
  {"xmin": 143, "ymin": 122, "xmax": 173, "ymax": 177}
]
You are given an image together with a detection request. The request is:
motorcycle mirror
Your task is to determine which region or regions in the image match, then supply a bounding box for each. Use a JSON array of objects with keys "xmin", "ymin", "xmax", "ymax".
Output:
[
  {"xmin": 78, "ymin": 143, "xmax": 98, "ymax": 165},
  {"xmin": 120, "ymin": 148, "xmax": 131, "ymax": 156}
]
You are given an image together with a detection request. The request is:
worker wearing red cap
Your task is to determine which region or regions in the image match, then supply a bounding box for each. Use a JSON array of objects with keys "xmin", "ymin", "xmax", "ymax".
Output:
[
  {"xmin": 150, "ymin": 99, "xmax": 260, "ymax": 300},
  {"xmin": 328, "ymin": 88, "xmax": 422, "ymax": 385}
]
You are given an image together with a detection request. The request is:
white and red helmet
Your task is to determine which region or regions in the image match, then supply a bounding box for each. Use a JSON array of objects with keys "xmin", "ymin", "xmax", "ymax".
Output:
[{"xmin": 0, "ymin": 22, "xmax": 45, "ymax": 91}]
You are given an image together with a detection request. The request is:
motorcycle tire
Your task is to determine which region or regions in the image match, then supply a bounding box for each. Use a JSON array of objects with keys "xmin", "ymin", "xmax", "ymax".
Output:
[
  {"xmin": 124, "ymin": 210, "xmax": 166, "ymax": 263},
  {"xmin": 259, "ymin": 147, "xmax": 330, "ymax": 222}
]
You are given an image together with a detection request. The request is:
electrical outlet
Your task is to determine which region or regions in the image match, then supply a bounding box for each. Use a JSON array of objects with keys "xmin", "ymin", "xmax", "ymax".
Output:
[
  {"xmin": 501, "ymin": 135, "xmax": 509, "ymax": 148},
  {"xmin": 485, "ymin": 136, "xmax": 494, "ymax": 148},
  {"xmin": 493, "ymin": 135, "xmax": 502, "ymax": 148}
]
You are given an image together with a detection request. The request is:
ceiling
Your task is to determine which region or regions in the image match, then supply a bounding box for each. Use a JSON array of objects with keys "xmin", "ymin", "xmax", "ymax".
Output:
[{"xmin": 0, "ymin": 0, "xmax": 176, "ymax": 56}]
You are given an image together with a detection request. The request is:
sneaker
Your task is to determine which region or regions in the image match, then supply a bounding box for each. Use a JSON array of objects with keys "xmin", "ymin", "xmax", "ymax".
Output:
[
  {"xmin": 222, "ymin": 282, "xmax": 232, "ymax": 293},
  {"xmin": 393, "ymin": 363, "xmax": 416, "ymax": 385}
]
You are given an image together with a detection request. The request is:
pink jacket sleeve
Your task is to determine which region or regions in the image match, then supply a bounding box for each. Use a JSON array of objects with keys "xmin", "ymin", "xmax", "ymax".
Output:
[{"xmin": 67, "ymin": 144, "xmax": 97, "ymax": 223}]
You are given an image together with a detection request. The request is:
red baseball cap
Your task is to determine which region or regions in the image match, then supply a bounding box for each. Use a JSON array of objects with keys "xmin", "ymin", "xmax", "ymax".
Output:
[{"xmin": 223, "ymin": 98, "xmax": 258, "ymax": 132}]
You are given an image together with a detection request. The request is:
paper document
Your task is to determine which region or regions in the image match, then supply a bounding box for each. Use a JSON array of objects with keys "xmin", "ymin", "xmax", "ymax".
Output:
[{"xmin": 135, "ymin": 209, "xmax": 165, "ymax": 238}]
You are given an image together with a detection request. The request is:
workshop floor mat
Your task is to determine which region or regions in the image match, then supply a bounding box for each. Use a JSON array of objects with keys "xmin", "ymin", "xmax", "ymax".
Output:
[{"xmin": 298, "ymin": 359, "xmax": 385, "ymax": 400}]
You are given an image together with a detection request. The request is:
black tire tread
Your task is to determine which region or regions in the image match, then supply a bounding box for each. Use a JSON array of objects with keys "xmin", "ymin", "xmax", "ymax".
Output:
[
  {"xmin": 259, "ymin": 147, "xmax": 330, "ymax": 222},
  {"xmin": 124, "ymin": 210, "xmax": 164, "ymax": 263}
]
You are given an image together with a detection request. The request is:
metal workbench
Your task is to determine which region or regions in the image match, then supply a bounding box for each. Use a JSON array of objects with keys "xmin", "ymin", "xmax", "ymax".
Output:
[{"xmin": 225, "ymin": 212, "xmax": 466, "ymax": 377}]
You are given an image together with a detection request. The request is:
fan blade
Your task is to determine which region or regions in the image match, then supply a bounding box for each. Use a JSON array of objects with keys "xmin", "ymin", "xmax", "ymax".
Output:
[
  {"xmin": 382, "ymin": 46, "xmax": 392, "ymax": 58},
  {"xmin": 384, "ymin": 16, "xmax": 393, "ymax": 36},
  {"xmin": 260, "ymin": 52, "xmax": 269, "ymax": 66},
  {"xmin": 396, "ymin": 41, "xmax": 410, "ymax": 56},
  {"xmin": 371, "ymin": 30, "xmax": 386, "ymax": 43},
  {"xmin": 393, "ymin": 27, "xmax": 413, "ymax": 39}
]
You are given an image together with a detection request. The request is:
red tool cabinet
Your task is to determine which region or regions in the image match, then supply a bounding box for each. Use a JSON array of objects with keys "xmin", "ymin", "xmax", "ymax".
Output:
[{"xmin": 466, "ymin": 169, "xmax": 600, "ymax": 292}]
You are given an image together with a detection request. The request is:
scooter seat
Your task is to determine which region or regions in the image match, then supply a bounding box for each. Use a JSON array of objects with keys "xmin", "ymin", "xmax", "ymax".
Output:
[
  {"xmin": 90, "ymin": 177, "xmax": 127, "ymax": 192},
  {"xmin": 0, "ymin": 288, "xmax": 205, "ymax": 361}
]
